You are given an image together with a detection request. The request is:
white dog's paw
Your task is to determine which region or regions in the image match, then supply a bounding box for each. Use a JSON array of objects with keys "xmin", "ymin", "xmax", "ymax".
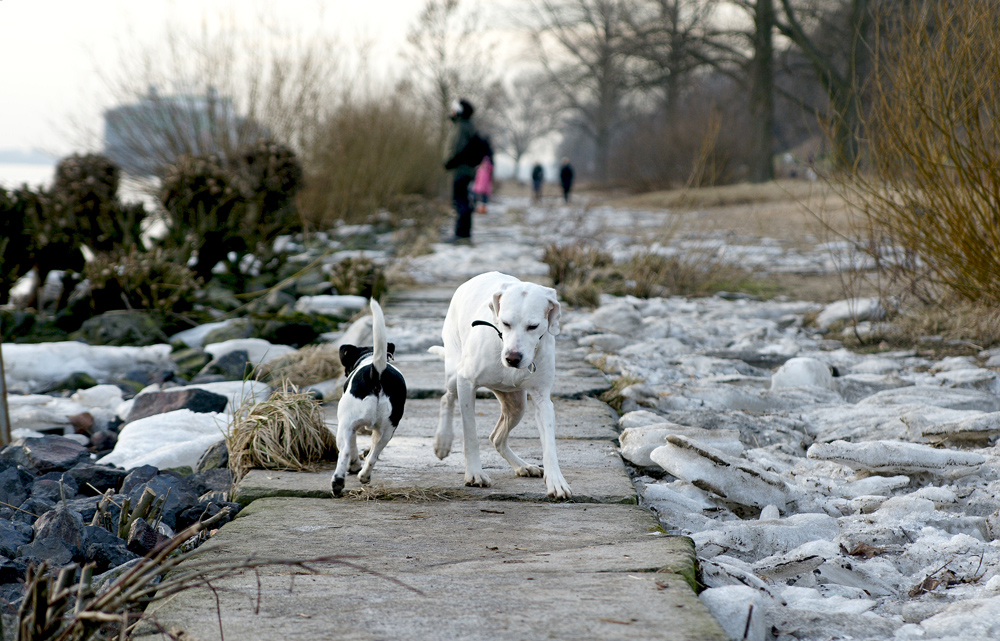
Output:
[
  {"xmin": 349, "ymin": 458, "xmax": 363, "ymax": 474},
  {"xmin": 545, "ymin": 472, "xmax": 572, "ymax": 500},
  {"xmin": 515, "ymin": 464, "xmax": 543, "ymax": 478},
  {"xmin": 433, "ymin": 434, "xmax": 452, "ymax": 460},
  {"xmin": 464, "ymin": 471, "xmax": 492, "ymax": 487},
  {"xmin": 358, "ymin": 470, "xmax": 372, "ymax": 484}
]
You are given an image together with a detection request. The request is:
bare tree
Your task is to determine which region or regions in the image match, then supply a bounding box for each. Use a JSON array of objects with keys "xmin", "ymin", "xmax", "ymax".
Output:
[
  {"xmin": 529, "ymin": 0, "xmax": 638, "ymax": 183},
  {"xmin": 403, "ymin": 0, "xmax": 503, "ymax": 154},
  {"xmin": 101, "ymin": 9, "xmax": 340, "ymax": 178},
  {"xmin": 494, "ymin": 73, "xmax": 561, "ymax": 180}
]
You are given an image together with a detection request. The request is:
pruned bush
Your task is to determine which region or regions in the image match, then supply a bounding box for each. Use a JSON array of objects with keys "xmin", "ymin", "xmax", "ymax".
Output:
[
  {"xmin": 83, "ymin": 246, "xmax": 202, "ymax": 327},
  {"xmin": 227, "ymin": 383, "xmax": 336, "ymax": 482},
  {"xmin": 299, "ymin": 94, "xmax": 442, "ymax": 225},
  {"xmin": 843, "ymin": 0, "xmax": 1000, "ymax": 305},
  {"xmin": 329, "ymin": 257, "xmax": 387, "ymax": 300}
]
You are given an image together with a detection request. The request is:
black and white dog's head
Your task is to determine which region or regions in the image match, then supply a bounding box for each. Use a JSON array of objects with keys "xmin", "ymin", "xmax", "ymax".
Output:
[{"xmin": 339, "ymin": 342, "xmax": 396, "ymax": 377}]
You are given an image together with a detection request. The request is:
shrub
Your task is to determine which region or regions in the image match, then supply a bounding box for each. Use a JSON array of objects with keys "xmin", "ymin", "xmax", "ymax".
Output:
[
  {"xmin": 0, "ymin": 188, "xmax": 36, "ymax": 305},
  {"xmin": 328, "ymin": 257, "xmax": 387, "ymax": 300},
  {"xmin": 843, "ymin": 0, "xmax": 1000, "ymax": 304},
  {"xmin": 298, "ymin": 95, "xmax": 442, "ymax": 226}
]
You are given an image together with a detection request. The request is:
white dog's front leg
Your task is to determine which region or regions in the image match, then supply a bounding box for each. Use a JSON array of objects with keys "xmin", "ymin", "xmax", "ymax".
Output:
[
  {"xmin": 530, "ymin": 395, "xmax": 572, "ymax": 499},
  {"xmin": 358, "ymin": 426, "xmax": 395, "ymax": 485},
  {"xmin": 457, "ymin": 376, "xmax": 490, "ymax": 487},
  {"xmin": 434, "ymin": 374, "xmax": 457, "ymax": 460}
]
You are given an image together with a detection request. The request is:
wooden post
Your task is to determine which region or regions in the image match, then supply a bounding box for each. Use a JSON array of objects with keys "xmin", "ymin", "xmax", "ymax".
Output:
[{"xmin": 0, "ymin": 338, "xmax": 9, "ymax": 445}]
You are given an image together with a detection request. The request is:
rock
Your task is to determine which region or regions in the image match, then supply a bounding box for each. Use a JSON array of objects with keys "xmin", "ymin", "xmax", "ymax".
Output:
[
  {"xmin": 257, "ymin": 320, "xmax": 320, "ymax": 348},
  {"xmin": 89, "ymin": 430, "xmax": 118, "ymax": 453},
  {"xmin": 31, "ymin": 476, "xmax": 76, "ymax": 503},
  {"xmin": 177, "ymin": 500, "xmax": 239, "ymax": 530},
  {"xmin": 201, "ymin": 317, "xmax": 254, "ymax": 346},
  {"xmin": 120, "ymin": 465, "xmax": 159, "ymax": 495},
  {"xmin": 171, "ymin": 320, "xmax": 242, "ymax": 349},
  {"xmin": 67, "ymin": 463, "xmax": 128, "ymax": 495},
  {"xmin": 125, "ymin": 388, "xmax": 229, "ymax": 424},
  {"xmin": 187, "ymin": 468, "xmax": 232, "ymax": 496},
  {"xmin": 836, "ymin": 373, "xmax": 913, "ymax": 403},
  {"xmin": 195, "ymin": 439, "xmax": 229, "ymax": 472},
  {"xmin": 694, "ymin": 513, "xmax": 839, "ymax": 561},
  {"xmin": 68, "ymin": 412, "xmax": 95, "ymax": 434},
  {"xmin": 770, "ymin": 357, "xmax": 836, "ymax": 390},
  {"xmin": 0, "ymin": 519, "xmax": 32, "ymax": 558},
  {"xmin": 1, "ymin": 435, "xmax": 90, "ymax": 474},
  {"xmin": 14, "ymin": 497, "xmax": 55, "ymax": 525},
  {"xmin": 126, "ymin": 517, "xmax": 162, "ymax": 556},
  {"xmin": 699, "ymin": 586, "xmax": 767, "ymax": 641},
  {"xmin": 203, "ymin": 338, "xmax": 296, "ymax": 369},
  {"xmin": 196, "ymin": 349, "xmax": 251, "ymax": 382},
  {"xmin": 590, "ymin": 302, "xmax": 643, "ymax": 335},
  {"xmin": 0, "ymin": 558, "xmax": 29, "ymax": 584},
  {"xmin": 294, "ymin": 294, "xmax": 367, "ymax": 317},
  {"xmin": 62, "ymin": 495, "xmax": 103, "ymax": 523},
  {"xmin": 40, "ymin": 372, "xmax": 99, "ymax": 394},
  {"xmin": 126, "ymin": 473, "xmax": 198, "ymax": 528},
  {"xmin": 170, "ymin": 347, "xmax": 212, "ymax": 380},
  {"xmin": 74, "ymin": 311, "xmax": 168, "ymax": 346},
  {"xmin": 807, "ymin": 440, "xmax": 985, "ymax": 477},
  {"xmin": 859, "ymin": 386, "xmax": 1000, "ymax": 412},
  {"xmin": 619, "ymin": 423, "xmax": 743, "ymax": 467},
  {"xmin": 17, "ymin": 537, "xmax": 74, "ymax": 566},
  {"xmin": 81, "ymin": 525, "xmax": 138, "ymax": 573},
  {"xmin": 650, "ymin": 436, "xmax": 793, "ymax": 511},
  {"xmin": 815, "ymin": 297, "xmax": 884, "ymax": 329},
  {"xmin": 0, "ymin": 466, "xmax": 35, "ymax": 508},
  {"xmin": 32, "ymin": 506, "xmax": 84, "ymax": 557},
  {"xmin": 330, "ymin": 315, "xmax": 373, "ymax": 350},
  {"xmin": 98, "ymin": 410, "xmax": 228, "ymax": 471}
]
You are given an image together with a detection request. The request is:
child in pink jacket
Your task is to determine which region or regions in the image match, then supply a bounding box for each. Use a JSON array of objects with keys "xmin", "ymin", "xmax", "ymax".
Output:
[{"xmin": 472, "ymin": 154, "xmax": 493, "ymax": 213}]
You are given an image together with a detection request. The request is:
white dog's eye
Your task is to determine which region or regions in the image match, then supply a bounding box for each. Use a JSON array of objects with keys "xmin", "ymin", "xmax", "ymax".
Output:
[
  {"xmin": 527, "ymin": 324, "xmax": 538, "ymax": 331},
  {"xmin": 502, "ymin": 322, "xmax": 512, "ymax": 329}
]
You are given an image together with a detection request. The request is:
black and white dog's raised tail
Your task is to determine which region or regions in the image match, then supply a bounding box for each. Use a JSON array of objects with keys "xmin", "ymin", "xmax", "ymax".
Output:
[{"xmin": 331, "ymin": 299, "xmax": 407, "ymax": 497}]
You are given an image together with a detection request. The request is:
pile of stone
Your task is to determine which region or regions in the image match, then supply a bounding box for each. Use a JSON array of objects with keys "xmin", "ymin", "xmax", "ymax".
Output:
[{"xmin": 565, "ymin": 295, "xmax": 1000, "ymax": 641}]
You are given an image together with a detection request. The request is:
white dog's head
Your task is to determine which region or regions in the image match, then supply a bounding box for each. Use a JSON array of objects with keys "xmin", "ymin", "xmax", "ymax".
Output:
[{"xmin": 489, "ymin": 282, "xmax": 561, "ymax": 369}]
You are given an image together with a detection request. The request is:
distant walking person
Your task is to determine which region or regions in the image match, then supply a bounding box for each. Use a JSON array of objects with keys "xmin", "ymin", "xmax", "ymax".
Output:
[
  {"xmin": 472, "ymin": 142, "xmax": 494, "ymax": 214},
  {"xmin": 531, "ymin": 163, "xmax": 544, "ymax": 202},
  {"xmin": 443, "ymin": 99, "xmax": 480, "ymax": 244},
  {"xmin": 559, "ymin": 157, "xmax": 574, "ymax": 203}
]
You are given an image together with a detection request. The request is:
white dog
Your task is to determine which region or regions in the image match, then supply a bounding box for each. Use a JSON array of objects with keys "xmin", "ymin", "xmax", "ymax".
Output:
[
  {"xmin": 331, "ymin": 299, "xmax": 406, "ymax": 497},
  {"xmin": 429, "ymin": 271, "xmax": 571, "ymax": 499}
]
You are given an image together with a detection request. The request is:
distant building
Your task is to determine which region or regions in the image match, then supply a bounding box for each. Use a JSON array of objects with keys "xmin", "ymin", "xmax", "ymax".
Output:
[{"xmin": 104, "ymin": 86, "xmax": 259, "ymax": 177}]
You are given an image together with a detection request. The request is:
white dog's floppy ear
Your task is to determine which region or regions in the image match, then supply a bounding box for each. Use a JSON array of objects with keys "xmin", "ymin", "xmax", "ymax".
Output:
[
  {"xmin": 489, "ymin": 283, "xmax": 510, "ymax": 318},
  {"xmin": 545, "ymin": 289, "xmax": 561, "ymax": 335}
]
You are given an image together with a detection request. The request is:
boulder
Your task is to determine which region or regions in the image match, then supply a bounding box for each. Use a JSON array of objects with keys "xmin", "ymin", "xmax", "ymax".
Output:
[
  {"xmin": 1, "ymin": 435, "xmax": 90, "ymax": 474},
  {"xmin": 0, "ymin": 466, "xmax": 35, "ymax": 508},
  {"xmin": 126, "ymin": 472, "xmax": 199, "ymax": 529},
  {"xmin": 32, "ymin": 506, "xmax": 84, "ymax": 557},
  {"xmin": 39, "ymin": 372, "xmax": 99, "ymax": 394},
  {"xmin": 815, "ymin": 297, "xmax": 884, "ymax": 330},
  {"xmin": 201, "ymin": 318, "xmax": 255, "ymax": 346},
  {"xmin": 74, "ymin": 310, "xmax": 168, "ymax": 346},
  {"xmin": 81, "ymin": 525, "xmax": 138, "ymax": 573},
  {"xmin": 125, "ymin": 388, "xmax": 229, "ymax": 424},
  {"xmin": 195, "ymin": 439, "xmax": 229, "ymax": 472},
  {"xmin": 187, "ymin": 468, "xmax": 232, "ymax": 496},
  {"xmin": 770, "ymin": 357, "xmax": 836, "ymax": 390},
  {"xmin": 196, "ymin": 349, "xmax": 251, "ymax": 382},
  {"xmin": 126, "ymin": 517, "xmax": 162, "ymax": 556},
  {"xmin": 0, "ymin": 519, "xmax": 32, "ymax": 558},
  {"xmin": 67, "ymin": 463, "xmax": 129, "ymax": 495},
  {"xmin": 17, "ymin": 537, "xmax": 74, "ymax": 566}
]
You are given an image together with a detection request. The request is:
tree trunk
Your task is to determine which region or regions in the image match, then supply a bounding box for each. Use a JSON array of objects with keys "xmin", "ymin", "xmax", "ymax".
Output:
[{"xmin": 748, "ymin": 0, "xmax": 776, "ymax": 183}]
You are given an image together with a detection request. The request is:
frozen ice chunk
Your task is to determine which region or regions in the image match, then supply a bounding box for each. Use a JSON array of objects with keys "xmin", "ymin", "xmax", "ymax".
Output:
[
  {"xmin": 203, "ymin": 338, "xmax": 295, "ymax": 366},
  {"xmin": 859, "ymin": 386, "xmax": 1000, "ymax": 412},
  {"xmin": 807, "ymin": 440, "xmax": 985, "ymax": 477},
  {"xmin": 98, "ymin": 409, "xmax": 228, "ymax": 470},
  {"xmin": 620, "ymin": 423, "xmax": 742, "ymax": 467},
  {"xmin": 2, "ymin": 342, "xmax": 172, "ymax": 393},
  {"xmin": 921, "ymin": 411, "xmax": 1000, "ymax": 446},
  {"xmin": 651, "ymin": 435, "xmax": 793, "ymax": 510},
  {"xmin": 699, "ymin": 586, "xmax": 767, "ymax": 641},
  {"xmin": 770, "ymin": 357, "xmax": 836, "ymax": 390},
  {"xmin": 294, "ymin": 294, "xmax": 367, "ymax": 316},
  {"xmin": 839, "ymin": 475, "xmax": 910, "ymax": 499},
  {"xmin": 618, "ymin": 410, "xmax": 665, "ymax": 429},
  {"xmin": 694, "ymin": 513, "xmax": 839, "ymax": 561},
  {"xmin": 815, "ymin": 297, "xmax": 883, "ymax": 329}
]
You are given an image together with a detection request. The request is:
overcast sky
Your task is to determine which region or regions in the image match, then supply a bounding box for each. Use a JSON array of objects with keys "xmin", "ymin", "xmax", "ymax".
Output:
[{"xmin": 0, "ymin": 0, "xmax": 435, "ymax": 156}]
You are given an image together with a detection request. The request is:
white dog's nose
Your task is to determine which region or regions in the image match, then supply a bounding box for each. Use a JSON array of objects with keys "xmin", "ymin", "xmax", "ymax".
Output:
[{"xmin": 505, "ymin": 352, "xmax": 523, "ymax": 367}]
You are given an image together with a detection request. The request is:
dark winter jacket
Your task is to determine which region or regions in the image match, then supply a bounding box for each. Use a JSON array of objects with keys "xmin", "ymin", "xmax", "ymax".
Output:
[
  {"xmin": 445, "ymin": 117, "xmax": 478, "ymax": 179},
  {"xmin": 560, "ymin": 164, "xmax": 574, "ymax": 189}
]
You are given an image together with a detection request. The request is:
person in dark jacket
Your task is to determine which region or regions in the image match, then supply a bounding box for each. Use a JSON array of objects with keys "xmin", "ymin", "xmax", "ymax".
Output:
[
  {"xmin": 531, "ymin": 163, "xmax": 544, "ymax": 202},
  {"xmin": 443, "ymin": 99, "xmax": 477, "ymax": 244},
  {"xmin": 559, "ymin": 157, "xmax": 574, "ymax": 203}
]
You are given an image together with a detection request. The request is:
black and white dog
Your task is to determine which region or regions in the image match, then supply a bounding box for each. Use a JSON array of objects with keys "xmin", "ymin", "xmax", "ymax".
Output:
[{"xmin": 331, "ymin": 299, "xmax": 406, "ymax": 497}]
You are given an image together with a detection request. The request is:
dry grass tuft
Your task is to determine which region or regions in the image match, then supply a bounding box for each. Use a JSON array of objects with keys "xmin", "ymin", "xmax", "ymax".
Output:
[
  {"xmin": 227, "ymin": 383, "xmax": 336, "ymax": 482},
  {"xmin": 256, "ymin": 344, "xmax": 344, "ymax": 387},
  {"xmin": 599, "ymin": 375, "xmax": 645, "ymax": 415},
  {"xmin": 843, "ymin": 301, "xmax": 1000, "ymax": 354}
]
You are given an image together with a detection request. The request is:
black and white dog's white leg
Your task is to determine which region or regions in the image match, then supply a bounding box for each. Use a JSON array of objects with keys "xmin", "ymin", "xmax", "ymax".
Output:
[
  {"xmin": 457, "ymin": 375, "xmax": 490, "ymax": 487},
  {"xmin": 332, "ymin": 419, "xmax": 361, "ymax": 497},
  {"xmin": 358, "ymin": 425, "xmax": 396, "ymax": 485},
  {"xmin": 489, "ymin": 390, "xmax": 541, "ymax": 477},
  {"xmin": 434, "ymin": 370, "xmax": 458, "ymax": 459},
  {"xmin": 529, "ymin": 394, "xmax": 571, "ymax": 499}
]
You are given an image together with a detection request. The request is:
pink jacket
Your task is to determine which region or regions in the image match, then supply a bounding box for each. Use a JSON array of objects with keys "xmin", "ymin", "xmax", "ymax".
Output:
[{"xmin": 473, "ymin": 157, "xmax": 493, "ymax": 196}]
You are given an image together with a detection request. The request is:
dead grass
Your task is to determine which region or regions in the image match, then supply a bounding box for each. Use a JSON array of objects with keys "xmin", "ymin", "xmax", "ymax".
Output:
[
  {"xmin": 599, "ymin": 375, "xmax": 645, "ymax": 415},
  {"xmin": 256, "ymin": 344, "xmax": 344, "ymax": 388},
  {"xmin": 842, "ymin": 301, "xmax": 1000, "ymax": 354},
  {"xmin": 227, "ymin": 383, "xmax": 336, "ymax": 482},
  {"xmin": 345, "ymin": 485, "xmax": 470, "ymax": 502}
]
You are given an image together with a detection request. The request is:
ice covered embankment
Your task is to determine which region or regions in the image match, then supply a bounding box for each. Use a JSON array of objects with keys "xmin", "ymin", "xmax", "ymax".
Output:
[{"xmin": 565, "ymin": 294, "xmax": 1000, "ymax": 640}]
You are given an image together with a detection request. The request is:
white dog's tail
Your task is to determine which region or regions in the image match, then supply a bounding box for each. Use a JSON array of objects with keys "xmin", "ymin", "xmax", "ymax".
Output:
[
  {"xmin": 371, "ymin": 299, "xmax": 388, "ymax": 373},
  {"xmin": 427, "ymin": 345, "xmax": 446, "ymax": 359}
]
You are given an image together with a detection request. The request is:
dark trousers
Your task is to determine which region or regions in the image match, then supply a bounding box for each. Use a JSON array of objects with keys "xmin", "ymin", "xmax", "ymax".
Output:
[{"xmin": 453, "ymin": 175, "xmax": 473, "ymax": 238}]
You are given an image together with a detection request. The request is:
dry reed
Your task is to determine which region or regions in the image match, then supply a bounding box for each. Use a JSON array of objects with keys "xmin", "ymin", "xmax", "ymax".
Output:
[{"xmin": 256, "ymin": 345, "xmax": 344, "ymax": 387}]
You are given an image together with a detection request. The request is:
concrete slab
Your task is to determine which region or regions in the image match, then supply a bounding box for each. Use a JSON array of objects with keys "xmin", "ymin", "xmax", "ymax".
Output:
[
  {"xmin": 233, "ymin": 437, "xmax": 635, "ymax": 505},
  {"xmin": 140, "ymin": 499, "xmax": 727, "ymax": 641},
  {"xmin": 322, "ymin": 396, "xmax": 619, "ymax": 441}
]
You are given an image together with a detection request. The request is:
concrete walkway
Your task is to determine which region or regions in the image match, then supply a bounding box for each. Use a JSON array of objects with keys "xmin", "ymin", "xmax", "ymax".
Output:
[{"xmin": 141, "ymin": 281, "xmax": 727, "ymax": 640}]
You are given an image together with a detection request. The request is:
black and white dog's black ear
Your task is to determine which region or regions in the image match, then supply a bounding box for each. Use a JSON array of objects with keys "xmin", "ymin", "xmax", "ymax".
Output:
[
  {"xmin": 339, "ymin": 345, "xmax": 362, "ymax": 373},
  {"xmin": 387, "ymin": 342, "xmax": 396, "ymax": 360}
]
